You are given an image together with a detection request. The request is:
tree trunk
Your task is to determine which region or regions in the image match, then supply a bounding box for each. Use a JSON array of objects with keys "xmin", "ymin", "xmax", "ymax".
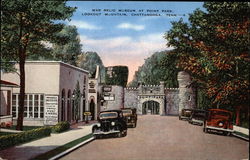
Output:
[
  {"xmin": 16, "ymin": 51, "xmax": 25, "ymax": 131},
  {"xmin": 235, "ymin": 106, "xmax": 241, "ymax": 126}
]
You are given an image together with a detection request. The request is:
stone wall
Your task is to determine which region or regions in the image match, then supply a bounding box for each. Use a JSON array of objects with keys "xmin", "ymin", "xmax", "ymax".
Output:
[
  {"xmin": 103, "ymin": 85, "xmax": 123, "ymax": 110},
  {"xmin": 165, "ymin": 88, "xmax": 179, "ymax": 115},
  {"xmin": 104, "ymin": 71, "xmax": 195, "ymax": 116},
  {"xmin": 124, "ymin": 87, "xmax": 138, "ymax": 109},
  {"xmin": 177, "ymin": 71, "xmax": 196, "ymax": 114}
]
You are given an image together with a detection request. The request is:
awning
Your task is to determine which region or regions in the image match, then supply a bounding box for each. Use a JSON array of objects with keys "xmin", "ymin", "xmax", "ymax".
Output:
[{"xmin": 0, "ymin": 80, "xmax": 19, "ymax": 88}]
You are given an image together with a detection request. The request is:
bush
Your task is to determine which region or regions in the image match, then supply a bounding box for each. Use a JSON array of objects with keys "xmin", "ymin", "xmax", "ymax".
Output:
[
  {"xmin": 0, "ymin": 127, "xmax": 51, "ymax": 150},
  {"xmin": 52, "ymin": 121, "xmax": 70, "ymax": 133}
]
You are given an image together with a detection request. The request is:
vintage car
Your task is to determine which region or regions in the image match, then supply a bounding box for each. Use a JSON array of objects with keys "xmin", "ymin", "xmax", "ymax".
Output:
[
  {"xmin": 203, "ymin": 109, "xmax": 233, "ymax": 136},
  {"xmin": 92, "ymin": 110, "xmax": 127, "ymax": 138},
  {"xmin": 179, "ymin": 108, "xmax": 194, "ymax": 120},
  {"xmin": 188, "ymin": 109, "xmax": 207, "ymax": 126},
  {"xmin": 121, "ymin": 108, "xmax": 137, "ymax": 128}
]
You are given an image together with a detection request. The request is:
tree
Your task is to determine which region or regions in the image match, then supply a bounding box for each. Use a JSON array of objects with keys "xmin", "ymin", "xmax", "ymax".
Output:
[
  {"xmin": 1, "ymin": 0, "xmax": 75, "ymax": 130},
  {"xmin": 73, "ymin": 81, "xmax": 81, "ymax": 122},
  {"xmin": 52, "ymin": 25, "xmax": 82, "ymax": 65},
  {"xmin": 76, "ymin": 51, "xmax": 105, "ymax": 82},
  {"xmin": 129, "ymin": 50, "xmax": 179, "ymax": 87},
  {"xmin": 165, "ymin": 2, "xmax": 250, "ymax": 110},
  {"xmin": 105, "ymin": 66, "xmax": 129, "ymax": 87}
]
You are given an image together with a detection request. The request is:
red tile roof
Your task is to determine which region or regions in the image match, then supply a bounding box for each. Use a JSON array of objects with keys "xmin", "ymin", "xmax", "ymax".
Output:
[{"xmin": 0, "ymin": 80, "xmax": 19, "ymax": 87}]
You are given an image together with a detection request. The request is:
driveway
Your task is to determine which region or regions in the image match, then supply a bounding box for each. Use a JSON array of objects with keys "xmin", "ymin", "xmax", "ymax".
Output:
[{"xmin": 61, "ymin": 115, "xmax": 249, "ymax": 160}]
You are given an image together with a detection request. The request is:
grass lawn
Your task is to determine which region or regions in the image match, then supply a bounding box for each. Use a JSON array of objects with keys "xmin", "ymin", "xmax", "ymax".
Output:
[
  {"xmin": 32, "ymin": 133, "xmax": 93, "ymax": 160},
  {"xmin": 234, "ymin": 131, "xmax": 249, "ymax": 139}
]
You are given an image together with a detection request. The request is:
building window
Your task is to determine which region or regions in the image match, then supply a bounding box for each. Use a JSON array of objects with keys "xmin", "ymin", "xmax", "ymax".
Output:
[{"xmin": 12, "ymin": 94, "xmax": 44, "ymax": 118}]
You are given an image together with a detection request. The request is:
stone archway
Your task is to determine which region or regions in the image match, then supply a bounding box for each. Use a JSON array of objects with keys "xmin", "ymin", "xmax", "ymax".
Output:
[
  {"xmin": 90, "ymin": 98, "xmax": 95, "ymax": 120},
  {"xmin": 138, "ymin": 96, "xmax": 165, "ymax": 115},
  {"xmin": 142, "ymin": 100, "xmax": 160, "ymax": 115}
]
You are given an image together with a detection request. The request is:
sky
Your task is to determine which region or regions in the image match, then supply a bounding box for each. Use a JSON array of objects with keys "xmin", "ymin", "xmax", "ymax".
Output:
[{"xmin": 65, "ymin": 1, "xmax": 205, "ymax": 82}]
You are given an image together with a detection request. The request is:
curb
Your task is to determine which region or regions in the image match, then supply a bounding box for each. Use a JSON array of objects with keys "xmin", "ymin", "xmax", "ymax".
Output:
[
  {"xmin": 49, "ymin": 136, "xmax": 95, "ymax": 160},
  {"xmin": 232, "ymin": 133, "xmax": 249, "ymax": 141}
]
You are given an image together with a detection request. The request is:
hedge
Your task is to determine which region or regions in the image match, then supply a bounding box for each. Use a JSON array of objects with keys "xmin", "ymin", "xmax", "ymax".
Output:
[
  {"xmin": 0, "ymin": 127, "xmax": 51, "ymax": 150},
  {"xmin": 52, "ymin": 121, "xmax": 70, "ymax": 133}
]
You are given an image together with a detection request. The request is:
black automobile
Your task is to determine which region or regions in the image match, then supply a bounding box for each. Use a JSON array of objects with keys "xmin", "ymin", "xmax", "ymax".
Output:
[
  {"xmin": 179, "ymin": 108, "xmax": 194, "ymax": 120},
  {"xmin": 188, "ymin": 109, "xmax": 207, "ymax": 126},
  {"xmin": 92, "ymin": 110, "xmax": 127, "ymax": 138},
  {"xmin": 121, "ymin": 108, "xmax": 137, "ymax": 128}
]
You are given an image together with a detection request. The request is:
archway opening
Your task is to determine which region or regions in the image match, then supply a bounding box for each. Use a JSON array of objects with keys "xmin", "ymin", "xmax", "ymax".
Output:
[
  {"xmin": 67, "ymin": 90, "xmax": 71, "ymax": 122},
  {"xmin": 90, "ymin": 99, "xmax": 95, "ymax": 120},
  {"xmin": 61, "ymin": 89, "xmax": 65, "ymax": 121},
  {"xmin": 142, "ymin": 101, "xmax": 160, "ymax": 115}
]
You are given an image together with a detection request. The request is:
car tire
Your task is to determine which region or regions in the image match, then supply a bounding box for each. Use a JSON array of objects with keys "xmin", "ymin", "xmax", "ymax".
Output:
[
  {"xmin": 122, "ymin": 130, "xmax": 127, "ymax": 137},
  {"xmin": 203, "ymin": 127, "xmax": 208, "ymax": 133},
  {"xmin": 133, "ymin": 122, "xmax": 137, "ymax": 128},
  {"xmin": 223, "ymin": 131, "xmax": 231, "ymax": 136},
  {"xmin": 117, "ymin": 131, "xmax": 122, "ymax": 138}
]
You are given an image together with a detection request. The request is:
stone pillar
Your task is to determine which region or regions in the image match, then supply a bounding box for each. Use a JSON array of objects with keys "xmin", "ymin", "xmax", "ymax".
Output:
[
  {"xmin": 160, "ymin": 81, "xmax": 165, "ymax": 94},
  {"xmin": 177, "ymin": 71, "xmax": 196, "ymax": 115},
  {"xmin": 137, "ymin": 98, "xmax": 143, "ymax": 115}
]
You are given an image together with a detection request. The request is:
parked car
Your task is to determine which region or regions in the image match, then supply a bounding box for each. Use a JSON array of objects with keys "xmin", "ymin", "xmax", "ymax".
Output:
[
  {"xmin": 203, "ymin": 109, "xmax": 233, "ymax": 136},
  {"xmin": 179, "ymin": 108, "xmax": 194, "ymax": 120},
  {"xmin": 122, "ymin": 108, "xmax": 137, "ymax": 128},
  {"xmin": 188, "ymin": 109, "xmax": 207, "ymax": 126},
  {"xmin": 92, "ymin": 110, "xmax": 127, "ymax": 138}
]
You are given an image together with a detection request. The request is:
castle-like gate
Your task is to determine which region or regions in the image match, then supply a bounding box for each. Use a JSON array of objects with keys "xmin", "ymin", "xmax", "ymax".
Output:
[
  {"xmin": 124, "ymin": 71, "xmax": 196, "ymax": 116},
  {"xmin": 137, "ymin": 82, "xmax": 166, "ymax": 115}
]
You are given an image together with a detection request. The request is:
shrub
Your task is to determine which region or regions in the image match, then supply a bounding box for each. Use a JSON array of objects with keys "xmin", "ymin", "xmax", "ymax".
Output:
[
  {"xmin": 0, "ymin": 127, "xmax": 51, "ymax": 150},
  {"xmin": 0, "ymin": 121, "xmax": 13, "ymax": 128},
  {"xmin": 52, "ymin": 121, "xmax": 70, "ymax": 133}
]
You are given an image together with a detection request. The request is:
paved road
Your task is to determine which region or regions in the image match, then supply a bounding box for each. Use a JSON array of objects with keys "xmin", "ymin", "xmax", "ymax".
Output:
[{"xmin": 61, "ymin": 115, "xmax": 249, "ymax": 160}]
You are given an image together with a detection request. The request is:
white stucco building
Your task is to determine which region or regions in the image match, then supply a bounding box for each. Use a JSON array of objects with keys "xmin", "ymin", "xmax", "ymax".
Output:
[{"xmin": 1, "ymin": 61, "xmax": 89, "ymax": 126}]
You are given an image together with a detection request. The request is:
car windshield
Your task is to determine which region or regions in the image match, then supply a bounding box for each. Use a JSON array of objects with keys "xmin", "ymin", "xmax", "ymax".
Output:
[
  {"xmin": 122, "ymin": 110, "xmax": 132, "ymax": 115},
  {"xmin": 210, "ymin": 111, "xmax": 231, "ymax": 118},
  {"xmin": 193, "ymin": 111, "xmax": 205, "ymax": 116},
  {"xmin": 99, "ymin": 112, "xmax": 118, "ymax": 119}
]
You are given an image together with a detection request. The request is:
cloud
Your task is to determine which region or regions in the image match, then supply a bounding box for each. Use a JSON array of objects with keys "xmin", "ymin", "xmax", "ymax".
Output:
[
  {"xmin": 117, "ymin": 23, "xmax": 145, "ymax": 31},
  {"xmin": 79, "ymin": 33, "xmax": 173, "ymax": 82},
  {"xmin": 67, "ymin": 20, "xmax": 102, "ymax": 30}
]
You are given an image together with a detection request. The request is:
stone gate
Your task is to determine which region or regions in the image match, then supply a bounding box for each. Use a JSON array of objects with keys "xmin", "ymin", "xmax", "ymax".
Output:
[{"xmin": 124, "ymin": 71, "xmax": 196, "ymax": 115}]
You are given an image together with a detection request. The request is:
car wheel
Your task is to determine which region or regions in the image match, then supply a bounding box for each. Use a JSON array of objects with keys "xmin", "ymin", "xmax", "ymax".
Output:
[
  {"xmin": 117, "ymin": 131, "xmax": 122, "ymax": 138},
  {"xmin": 203, "ymin": 127, "xmax": 208, "ymax": 133},
  {"xmin": 133, "ymin": 122, "xmax": 137, "ymax": 128},
  {"xmin": 223, "ymin": 131, "xmax": 231, "ymax": 136},
  {"xmin": 92, "ymin": 126, "xmax": 97, "ymax": 133},
  {"xmin": 122, "ymin": 130, "xmax": 127, "ymax": 137}
]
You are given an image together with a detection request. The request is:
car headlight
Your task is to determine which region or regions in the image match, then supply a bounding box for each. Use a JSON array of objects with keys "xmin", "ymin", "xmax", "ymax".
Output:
[
  {"xmin": 218, "ymin": 122, "xmax": 223, "ymax": 127},
  {"xmin": 97, "ymin": 123, "xmax": 101, "ymax": 127},
  {"xmin": 111, "ymin": 122, "xmax": 115, "ymax": 126}
]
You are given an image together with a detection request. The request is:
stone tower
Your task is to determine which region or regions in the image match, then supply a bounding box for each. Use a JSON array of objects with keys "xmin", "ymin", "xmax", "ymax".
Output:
[{"xmin": 177, "ymin": 71, "xmax": 196, "ymax": 115}]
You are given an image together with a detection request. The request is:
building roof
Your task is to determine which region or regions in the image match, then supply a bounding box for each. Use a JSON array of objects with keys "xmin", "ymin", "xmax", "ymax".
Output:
[
  {"xmin": 0, "ymin": 80, "xmax": 19, "ymax": 88},
  {"xmin": 25, "ymin": 61, "xmax": 89, "ymax": 74}
]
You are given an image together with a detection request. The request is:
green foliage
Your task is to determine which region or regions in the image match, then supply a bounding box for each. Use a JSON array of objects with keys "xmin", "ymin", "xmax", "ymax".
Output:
[
  {"xmin": 165, "ymin": 2, "xmax": 250, "ymax": 108},
  {"xmin": 129, "ymin": 50, "xmax": 179, "ymax": 87},
  {"xmin": 76, "ymin": 51, "xmax": 105, "ymax": 81},
  {"xmin": 0, "ymin": 127, "xmax": 51, "ymax": 150},
  {"xmin": 51, "ymin": 25, "xmax": 82, "ymax": 65},
  {"xmin": 52, "ymin": 121, "xmax": 70, "ymax": 133},
  {"xmin": 1, "ymin": 0, "xmax": 76, "ymax": 61},
  {"xmin": 105, "ymin": 66, "xmax": 129, "ymax": 87},
  {"xmin": 32, "ymin": 133, "xmax": 93, "ymax": 160},
  {"xmin": 73, "ymin": 81, "xmax": 81, "ymax": 121}
]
